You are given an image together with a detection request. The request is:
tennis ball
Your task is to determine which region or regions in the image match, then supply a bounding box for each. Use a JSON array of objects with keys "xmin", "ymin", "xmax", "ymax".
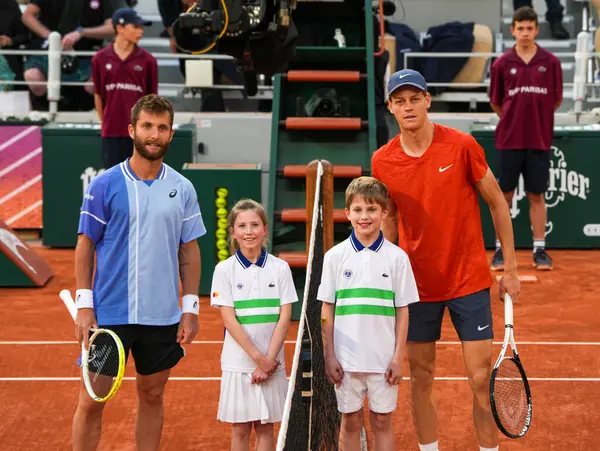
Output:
[
  {"xmin": 215, "ymin": 197, "xmax": 227, "ymax": 208},
  {"xmin": 216, "ymin": 187, "xmax": 228, "ymax": 198},
  {"xmin": 216, "ymin": 207, "xmax": 228, "ymax": 219},
  {"xmin": 218, "ymin": 249, "xmax": 229, "ymax": 260},
  {"xmin": 216, "ymin": 239, "xmax": 228, "ymax": 250},
  {"xmin": 218, "ymin": 218, "xmax": 228, "ymax": 229},
  {"xmin": 216, "ymin": 229, "xmax": 227, "ymax": 240}
]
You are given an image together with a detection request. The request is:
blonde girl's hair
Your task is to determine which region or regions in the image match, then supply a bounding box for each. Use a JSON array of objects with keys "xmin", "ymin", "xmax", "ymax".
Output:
[{"xmin": 227, "ymin": 199, "xmax": 269, "ymax": 253}]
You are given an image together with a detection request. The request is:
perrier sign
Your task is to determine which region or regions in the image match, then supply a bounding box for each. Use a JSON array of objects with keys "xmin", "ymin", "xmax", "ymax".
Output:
[{"xmin": 471, "ymin": 124, "xmax": 600, "ymax": 249}]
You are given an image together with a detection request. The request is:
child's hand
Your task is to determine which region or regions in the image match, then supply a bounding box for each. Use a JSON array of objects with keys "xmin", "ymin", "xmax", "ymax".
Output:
[
  {"xmin": 251, "ymin": 367, "xmax": 270, "ymax": 384},
  {"xmin": 385, "ymin": 360, "xmax": 403, "ymax": 385},
  {"xmin": 256, "ymin": 354, "xmax": 280, "ymax": 375},
  {"xmin": 325, "ymin": 357, "xmax": 344, "ymax": 386}
]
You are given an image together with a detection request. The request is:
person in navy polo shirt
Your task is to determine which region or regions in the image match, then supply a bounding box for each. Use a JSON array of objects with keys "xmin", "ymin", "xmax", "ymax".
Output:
[
  {"xmin": 489, "ymin": 6, "xmax": 562, "ymax": 271},
  {"xmin": 91, "ymin": 7, "xmax": 158, "ymax": 170}
]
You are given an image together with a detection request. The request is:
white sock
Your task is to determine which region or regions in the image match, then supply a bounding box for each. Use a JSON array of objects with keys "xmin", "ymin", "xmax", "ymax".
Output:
[
  {"xmin": 495, "ymin": 239, "xmax": 502, "ymax": 250},
  {"xmin": 533, "ymin": 239, "xmax": 545, "ymax": 253},
  {"xmin": 419, "ymin": 442, "xmax": 439, "ymax": 451},
  {"xmin": 480, "ymin": 447, "xmax": 499, "ymax": 451}
]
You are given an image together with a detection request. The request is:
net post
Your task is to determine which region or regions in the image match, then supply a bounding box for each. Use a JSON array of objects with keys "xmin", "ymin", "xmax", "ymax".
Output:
[
  {"xmin": 305, "ymin": 160, "xmax": 318, "ymax": 252},
  {"xmin": 320, "ymin": 160, "xmax": 334, "ymax": 253}
]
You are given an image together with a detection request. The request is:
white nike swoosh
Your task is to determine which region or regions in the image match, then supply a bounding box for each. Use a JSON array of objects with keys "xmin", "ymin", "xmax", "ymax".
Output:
[
  {"xmin": 439, "ymin": 164, "xmax": 453, "ymax": 172},
  {"xmin": 478, "ymin": 325, "xmax": 490, "ymax": 331},
  {"xmin": 398, "ymin": 74, "xmax": 410, "ymax": 78}
]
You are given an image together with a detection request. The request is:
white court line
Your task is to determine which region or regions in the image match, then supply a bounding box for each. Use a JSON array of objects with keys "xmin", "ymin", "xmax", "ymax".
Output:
[
  {"xmin": 0, "ymin": 147, "xmax": 42, "ymax": 178},
  {"xmin": 2, "ymin": 340, "xmax": 600, "ymax": 345},
  {"xmin": 0, "ymin": 340, "xmax": 299, "ymax": 345},
  {"xmin": 0, "ymin": 126, "xmax": 37, "ymax": 154},
  {"xmin": 1, "ymin": 377, "xmax": 599, "ymax": 382},
  {"xmin": 438, "ymin": 341, "xmax": 600, "ymax": 345},
  {"xmin": 0, "ymin": 174, "xmax": 42, "ymax": 205},
  {"xmin": 5, "ymin": 200, "xmax": 43, "ymax": 225}
]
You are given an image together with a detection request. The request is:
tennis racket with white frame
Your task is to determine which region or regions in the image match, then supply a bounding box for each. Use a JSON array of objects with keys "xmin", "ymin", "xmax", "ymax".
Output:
[
  {"xmin": 60, "ymin": 289, "xmax": 126, "ymax": 403},
  {"xmin": 489, "ymin": 293, "xmax": 533, "ymax": 438}
]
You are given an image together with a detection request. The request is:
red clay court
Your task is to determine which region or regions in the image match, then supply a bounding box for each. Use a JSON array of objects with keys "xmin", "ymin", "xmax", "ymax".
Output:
[{"xmin": 0, "ymin": 247, "xmax": 598, "ymax": 450}]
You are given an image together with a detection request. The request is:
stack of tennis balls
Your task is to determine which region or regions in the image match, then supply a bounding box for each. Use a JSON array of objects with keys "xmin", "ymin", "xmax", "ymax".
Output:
[{"xmin": 216, "ymin": 187, "xmax": 229, "ymax": 262}]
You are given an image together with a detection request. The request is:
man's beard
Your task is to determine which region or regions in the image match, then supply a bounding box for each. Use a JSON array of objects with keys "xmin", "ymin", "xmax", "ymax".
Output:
[{"xmin": 133, "ymin": 135, "xmax": 169, "ymax": 161}]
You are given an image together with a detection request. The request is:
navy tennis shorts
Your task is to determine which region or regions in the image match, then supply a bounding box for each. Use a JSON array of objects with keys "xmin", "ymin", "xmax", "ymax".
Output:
[{"xmin": 407, "ymin": 288, "xmax": 493, "ymax": 342}]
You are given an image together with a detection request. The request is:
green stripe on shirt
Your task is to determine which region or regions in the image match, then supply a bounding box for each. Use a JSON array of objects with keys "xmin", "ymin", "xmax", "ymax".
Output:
[
  {"xmin": 335, "ymin": 305, "xmax": 395, "ymax": 317},
  {"xmin": 236, "ymin": 314, "xmax": 280, "ymax": 324},
  {"xmin": 234, "ymin": 298, "xmax": 280, "ymax": 309},
  {"xmin": 336, "ymin": 288, "xmax": 394, "ymax": 301}
]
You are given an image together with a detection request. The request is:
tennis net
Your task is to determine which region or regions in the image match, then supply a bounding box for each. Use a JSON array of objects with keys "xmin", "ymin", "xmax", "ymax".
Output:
[{"xmin": 276, "ymin": 161, "xmax": 341, "ymax": 450}]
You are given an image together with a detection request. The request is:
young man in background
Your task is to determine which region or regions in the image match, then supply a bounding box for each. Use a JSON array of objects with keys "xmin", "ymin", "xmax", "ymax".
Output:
[
  {"xmin": 489, "ymin": 6, "xmax": 563, "ymax": 271},
  {"xmin": 91, "ymin": 7, "xmax": 157, "ymax": 169}
]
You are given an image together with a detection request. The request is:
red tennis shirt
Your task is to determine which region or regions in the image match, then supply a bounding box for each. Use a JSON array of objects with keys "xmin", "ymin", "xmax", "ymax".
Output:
[
  {"xmin": 92, "ymin": 43, "xmax": 158, "ymax": 138},
  {"xmin": 371, "ymin": 123, "xmax": 493, "ymax": 302},
  {"xmin": 489, "ymin": 45, "xmax": 563, "ymax": 151}
]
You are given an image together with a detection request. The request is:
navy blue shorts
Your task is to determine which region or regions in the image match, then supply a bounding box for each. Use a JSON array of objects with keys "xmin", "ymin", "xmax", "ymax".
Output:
[
  {"xmin": 496, "ymin": 149, "xmax": 550, "ymax": 194},
  {"xmin": 407, "ymin": 289, "xmax": 493, "ymax": 342}
]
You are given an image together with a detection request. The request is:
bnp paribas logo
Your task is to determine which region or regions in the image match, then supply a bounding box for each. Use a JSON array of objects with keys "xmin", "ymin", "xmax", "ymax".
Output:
[
  {"xmin": 510, "ymin": 146, "xmax": 592, "ymax": 236},
  {"xmin": 80, "ymin": 167, "xmax": 106, "ymax": 196}
]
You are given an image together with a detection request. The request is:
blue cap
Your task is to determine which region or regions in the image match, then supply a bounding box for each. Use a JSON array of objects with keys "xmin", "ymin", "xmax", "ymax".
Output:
[
  {"xmin": 387, "ymin": 69, "xmax": 427, "ymax": 98},
  {"xmin": 112, "ymin": 8, "xmax": 152, "ymax": 27}
]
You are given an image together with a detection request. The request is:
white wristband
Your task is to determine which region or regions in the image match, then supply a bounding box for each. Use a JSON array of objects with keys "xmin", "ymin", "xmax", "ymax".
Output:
[
  {"xmin": 182, "ymin": 294, "xmax": 200, "ymax": 315},
  {"xmin": 75, "ymin": 289, "xmax": 94, "ymax": 309}
]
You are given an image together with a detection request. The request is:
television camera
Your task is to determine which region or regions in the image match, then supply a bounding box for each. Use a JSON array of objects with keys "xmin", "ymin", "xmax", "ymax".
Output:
[{"xmin": 172, "ymin": 0, "xmax": 298, "ymax": 95}]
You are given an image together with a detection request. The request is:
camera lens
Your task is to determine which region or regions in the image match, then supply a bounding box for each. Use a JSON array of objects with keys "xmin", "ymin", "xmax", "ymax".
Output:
[{"xmin": 316, "ymin": 99, "xmax": 334, "ymax": 116}]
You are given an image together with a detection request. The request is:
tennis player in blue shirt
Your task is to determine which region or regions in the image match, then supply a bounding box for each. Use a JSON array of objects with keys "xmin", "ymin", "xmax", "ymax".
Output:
[{"xmin": 71, "ymin": 94, "xmax": 206, "ymax": 450}]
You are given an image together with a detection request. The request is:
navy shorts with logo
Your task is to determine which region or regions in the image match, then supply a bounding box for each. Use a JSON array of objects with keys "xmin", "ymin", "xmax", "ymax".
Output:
[
  {"xmin": 407, "ymin": 289, "xmax": 493, "ymax": 342},
  {"xmin": 80, "ymin": 323, "xmax": 185, "ymax": 376},
  {"xmin": 496, "ymin": 149, "xmax": 550, "ymax": 194}
]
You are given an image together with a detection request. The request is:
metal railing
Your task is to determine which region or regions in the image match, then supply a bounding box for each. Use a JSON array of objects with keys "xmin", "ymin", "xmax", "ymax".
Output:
[
  {"xmin": 0, "ymin": 31, "xmax": 275, "ymax": 116},
  {"xmin": 1, "ymin": 31, "xmax": 600, "ymax": 114},
  {"xmin": 403, "ymin": 46, "xmax": 598, "ymax": 112}
]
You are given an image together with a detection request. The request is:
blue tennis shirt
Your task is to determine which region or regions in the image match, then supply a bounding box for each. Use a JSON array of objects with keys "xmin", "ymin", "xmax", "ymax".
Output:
[{"xmin": 78, "ymin": 159, "xmax": 206, "ymax": 326}]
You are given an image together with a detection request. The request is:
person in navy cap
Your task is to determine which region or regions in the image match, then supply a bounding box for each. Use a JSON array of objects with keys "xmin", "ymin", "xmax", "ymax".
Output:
[
  {"xmin": 372, "ymin": 68, "xmax": 521, "ymax": 451},
  {"xmin": 91, "ymin": 7, "xmax": 157, "ymax": 170},
  {"xmin": 112, "ymin": 7, "xmax": 153, "ymax": 28}
]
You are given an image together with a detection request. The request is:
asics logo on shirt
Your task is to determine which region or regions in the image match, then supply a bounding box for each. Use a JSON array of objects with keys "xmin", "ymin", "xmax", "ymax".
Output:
[{"xmin": 169, "ymin": 189, "xmax": 177, "ymax": 198}]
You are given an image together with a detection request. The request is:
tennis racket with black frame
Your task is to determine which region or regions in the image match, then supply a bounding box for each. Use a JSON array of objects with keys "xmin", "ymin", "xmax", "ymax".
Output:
[
  {"xmin": 60, "ymin": 289, "xmax": 126, "ymax": 403},
  {"xmin": 489, "ymin": 293, "xmax": 533, "ymax": 438}
]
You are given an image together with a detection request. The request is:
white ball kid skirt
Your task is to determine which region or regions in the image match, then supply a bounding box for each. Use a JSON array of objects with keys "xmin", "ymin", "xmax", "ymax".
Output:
[{"xmin": 217, "ymin": 370, "xmax": 289, "ymax": 424}]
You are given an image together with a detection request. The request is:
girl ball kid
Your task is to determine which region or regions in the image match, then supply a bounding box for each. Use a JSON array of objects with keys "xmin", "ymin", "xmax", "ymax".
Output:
[{"xmin": 210, "ymin": 199, "xmax": 298, "ymax": 450}]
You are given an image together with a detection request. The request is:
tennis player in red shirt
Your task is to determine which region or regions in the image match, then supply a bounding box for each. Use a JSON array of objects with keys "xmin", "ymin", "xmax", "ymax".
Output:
[
  {"xmin": 92, "ymin": 8, "xmax": 158, "ymax": 169},
  {"xmin": 372, "ymin": 69, "xmax": 521, "ymax": 451},
  {"xmin": 489, "ymin": 6, "xmax": 563, "ymax": 271}
]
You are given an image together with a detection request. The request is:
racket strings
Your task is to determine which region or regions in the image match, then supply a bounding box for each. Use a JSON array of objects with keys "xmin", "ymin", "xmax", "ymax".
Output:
[
  {"xmin": 86, "ymin": 332, "xmax": 122, "ymax": 399},
  {"xmin": 494, "ymin": 358, "xmax": 529, "ymax": 434}
]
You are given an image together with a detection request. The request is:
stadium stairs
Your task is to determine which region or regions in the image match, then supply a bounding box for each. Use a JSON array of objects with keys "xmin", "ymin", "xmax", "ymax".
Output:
[{"xmin": 265, "ymin": 0, "xmax": 378, "ymax": 319}]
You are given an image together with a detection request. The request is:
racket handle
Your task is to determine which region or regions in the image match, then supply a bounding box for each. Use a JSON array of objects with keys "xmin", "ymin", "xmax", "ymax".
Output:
[
  {"xmin": 504, "ymin": 293, "xmax": 514, "ymax": 327},
  {"xmin": 59, "ymin": 289, "xmax": 78, "ymax": 321}
]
